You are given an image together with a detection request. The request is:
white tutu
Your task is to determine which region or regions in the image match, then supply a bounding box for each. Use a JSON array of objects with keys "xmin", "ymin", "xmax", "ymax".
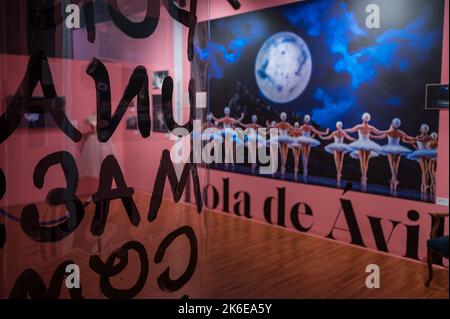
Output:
[
  {"xmin": 79, "ymin": 135, "xmax": 115, "ymax": 178},
  {"xmin": 325, "ymin": 142, "xmax": 352, "ymax": 154},
  {"xmin": 277, "ymin": 135, "xmax": 296, "ymax": 145},
  {"xmin": 407, "ymin": 149, "xmax": 437, "ymax": 160},
  {"xmin": 349, "ymin": 131, "xmax": 381, "ymax": 153},
  {"xmin": 350, "ymin": 150, "xmax": 379, "ymax": 160},
  {"xmin": 267, "ymin": 138, "xmax": 278, "ymax": 147},
  {"xmin": 267, "ymin": 135, "xmax": 295, "ymax": 146},
  {"xmin": 244, "ymin": 135, "xmax": 267, "ymax": 148},
  {"xmin": 297, "ymin": 136, "xmax": 320, "ymax": 147},
  {"xmin": 242, "ymin": 131, "xmax": 265, "ymax": 143},
  {"xmin": 380, "ymin": 144, "xmax": 411, "ymax": 156},
  {"xmin": 349, "ymin": 139, "xmax": 381, "ymax": 152}
]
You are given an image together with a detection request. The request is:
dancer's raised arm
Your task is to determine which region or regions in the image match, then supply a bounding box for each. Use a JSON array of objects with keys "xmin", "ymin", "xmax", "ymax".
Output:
[
  {"xmin": 342, "ymin": 131, "xmax": 356, "ymax": 142},
  {"xmin": 415, "ymin": 134, "xmax": 431, "ymax": 142},
  {"xmin": 370, "ymin": 133, "xmax": 387, "ymax": 140},
  {"xmin": 344, "ymin": 124, "xmax": 360, "ymax": 133},
  {"xmin": 402, "ymin": 136, "xmax": 418, "ymax": 149},
  {"xmin": 319, "ymin": 131, "xmax": 335, "ymax": 140},
  {"xmin": 398, "ymin": 130, "xmax": 415, "ymax": 141},
  {"xmin": 284, "ymin": 122, "xmax": 295, "ymax": 130},
  {"xmin": 239, "ymin": 120, "xmax": 251, "ymax": 128},
  {"xmin": 402, "ymin": 135, "xmax": 416, "ymax": 143},
  {"xmin": 288, "ymin": 125, "xmax": 302, "ymax": 136},
  {"xmin": 309, "ymin": 125, "xmax": 329, "ymax": 136},
  {"xmin": 211, "ymin": 113, "xmax": 222, "ymax": 123},
  {"xmin": 369, "ymin": 125, "xmax": 389, "ymax": 135}
]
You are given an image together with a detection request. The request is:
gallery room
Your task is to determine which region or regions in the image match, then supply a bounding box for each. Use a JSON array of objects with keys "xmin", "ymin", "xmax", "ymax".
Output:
[{"xmin": 0, "ymin": 0, "xmax": 448, "ymax": 303}]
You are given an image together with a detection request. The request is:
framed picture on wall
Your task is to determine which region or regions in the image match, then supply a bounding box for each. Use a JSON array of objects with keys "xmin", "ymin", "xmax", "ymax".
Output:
[
  {"xmin": 152, "ymin": 95, "xmax": 169, "ymax": 133},
  {"xmin": 125, "ymin": 101, "xmax": 138, "ymax": 130},
  {"xmin": 425, "ymin": 84, "xmax": 449, "ymax": 110},
  {"xmin": 152, "ymin": 71, "xmax": 169, "ymax": 89},
  {"xmin": 126, "ymin": 114, "xmax": 138, "ymax": 130}
]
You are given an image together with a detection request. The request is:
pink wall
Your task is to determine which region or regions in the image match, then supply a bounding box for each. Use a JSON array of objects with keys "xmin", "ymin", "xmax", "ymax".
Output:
[{"xmin": 436, "ymin": 0, "xmax": 449, "ymax": 201}]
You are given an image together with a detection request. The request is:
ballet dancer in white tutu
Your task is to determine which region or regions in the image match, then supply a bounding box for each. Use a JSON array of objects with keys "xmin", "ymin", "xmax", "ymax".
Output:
[
  {"xmin": 297, "ymin": 114, "xmax": 329, "ymax": 178},
  {"xmin": 192, "ymin": 113, "xmax": 216, "ymax": 140},
  {"xmin": 288, "ymin": 122, "xmax": 303, "ymax": 176},
  {"xmin": 344, "ymin": 112, "xmax": 383, "ymax": 188},
  {"xmin": 239, "ymin": 114, "xmax": 266, "ymax": 171},
  {"xmin": 320, "ymin": 121, "xmax": 355, "ymax": 185},
  {"xmin": 192, "ymin": 113, "xmax": 224, "ymax": 164},
  {"xmin": 189, "ymin": 113, "xmax": 223, "ymax": 164},
  {"xmin": 79, "ymin": 113, "xmax": 115, "ymax": 202},
  {"xmin": 267, "ymin": 120, "xmax": 280, "ymax": 176},
  {"xmin": 212, "ymin": 107, "xmax": 245, "ymax": 165},
  {"xmin": 266, "ymin": 112, "xmax": 295, "ymax": 174},
  {"xmin": 404, "ymin": 124, "xmax": 432, "ymax": 194},
  {"xmin": 426, "ymin": 132, "xmax": 438, "ymax": 195},
  {"xmin": 371, "ymin": 118, "xmax": 414, "ymax": 192},
  {"xmin": 202, "ymin": 113, "xmax": 216, "ymax": 130},
  {"xmin": 200, "ymin": 113, "xmax": 223, "ymax": 142},
  {"xmin": 211, "ymin": 107, "xmax": 244, "ymax": 135}
]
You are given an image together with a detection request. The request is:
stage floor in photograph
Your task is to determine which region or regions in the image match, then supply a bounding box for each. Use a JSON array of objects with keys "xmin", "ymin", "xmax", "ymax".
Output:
[
  {"xmin": 0, "ymin": 192, "xmax": 448, "ymax": 299},
  {"xmin": 209, "ymin": 164, "xmax": 436, "ymax": 203}
]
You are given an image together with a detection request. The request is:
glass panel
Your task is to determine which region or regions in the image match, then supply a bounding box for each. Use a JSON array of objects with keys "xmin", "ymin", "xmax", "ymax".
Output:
[{"xmin": 0, "ymin": 0, "xmax": 211, "ymax": 299}]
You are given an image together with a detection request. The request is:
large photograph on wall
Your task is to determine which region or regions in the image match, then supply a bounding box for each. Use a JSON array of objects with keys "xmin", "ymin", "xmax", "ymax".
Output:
[{"xmin": 193, "ymin": 0, "xmax": 444, "ymax": 203}]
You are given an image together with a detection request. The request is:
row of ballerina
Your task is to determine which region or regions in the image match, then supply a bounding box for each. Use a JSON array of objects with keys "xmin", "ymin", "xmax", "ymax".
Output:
[{"xmin": 199, "ymin": 107, "xmax": 439, "ymax": 195}]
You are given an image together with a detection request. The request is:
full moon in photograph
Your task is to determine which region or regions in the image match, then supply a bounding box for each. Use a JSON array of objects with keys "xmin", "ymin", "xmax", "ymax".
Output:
[{"xmin": 255, "ymin": 32, "xmax": 312, "ymax": 104}]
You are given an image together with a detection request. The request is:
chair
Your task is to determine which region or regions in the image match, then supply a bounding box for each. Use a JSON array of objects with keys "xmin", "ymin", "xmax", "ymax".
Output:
[{"xmin": 425, "ymin": 212, "xmax": 449, "ymax": 288}]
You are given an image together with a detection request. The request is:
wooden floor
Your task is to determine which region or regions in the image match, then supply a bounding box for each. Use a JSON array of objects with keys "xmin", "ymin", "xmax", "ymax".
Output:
[{"xmin": 1, "ymin": 192, "xmax": 448, "ymax": 299}]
